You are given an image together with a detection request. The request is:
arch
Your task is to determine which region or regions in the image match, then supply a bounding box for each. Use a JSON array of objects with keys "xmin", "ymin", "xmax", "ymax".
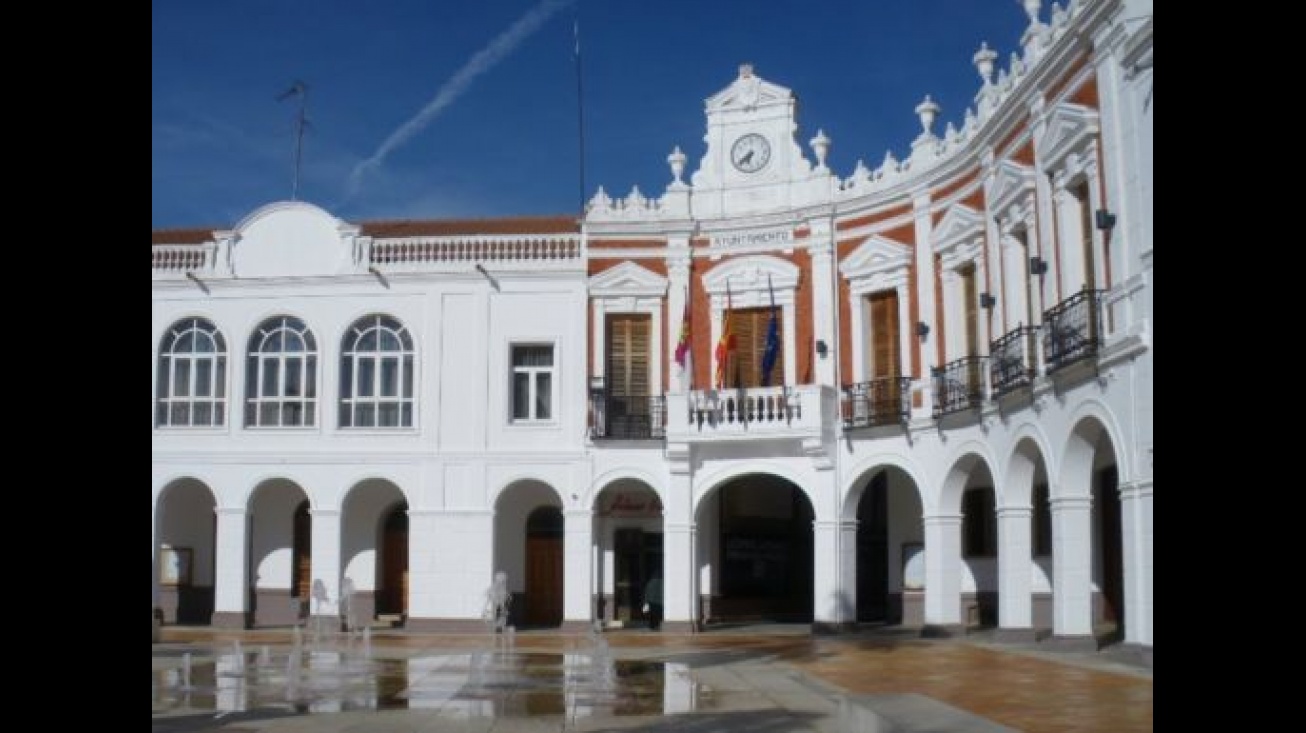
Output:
[
  {"xmin": 840, "ymin": 453, "xmax": 929, "ymax": 519},
  {"xmin": 340, "ymin": 478, "xmax": 409, "ymax": 623},
  {"xmin": 325, "ymin": 472, "xmax": 412, "ymax": 513},
  {"xmin": 695, "ymin": 471, "xmax": 815, "ymax": 624},
  {"xmin": 155, "ymin": 477, "xmax": 218, "ymax": 625},
  {"xmin": 844, "ymin": 464, "xmax": 926, "ymax": 624},
  {"xmin": 495, "ymin": 479, "xmax": 566, "ymax": 628},
  {"xmin": 246, "ymin": 478, "xmax": 312, "ymax": 626},
  {"xmin": 591, "ymin": 474, "xmax": 664, "ymax": 628},
  {"xmin": 937, "ymin": 441, "xmax": 1001, "ymax": 516},
  {"xmin": 692, "ymin": 461, "xmax": 813, "ymax": 518},
  {"xmin": 999, "ymin": 422, "xmax": 1057, "ymax": 507},
  {"xmin": 1056, "ymin": 400, "xmax": 1130, "ymax": 496},
  {"xmin": 589, "ymin": 467, "xmax": 666, "ymax": 507},
  {"xmin": 232, "ymin": 200, "xmax": 340, "ymax": 233}
]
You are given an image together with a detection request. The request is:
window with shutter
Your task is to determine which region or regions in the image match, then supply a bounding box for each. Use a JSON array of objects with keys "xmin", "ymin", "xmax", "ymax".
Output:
[
  {"xmin": 725, "ymin": 307, "xmax": 783, "ymax": 388},
  {"xmin": 961, "ymin": 264, "xmax": 979, "ymax": 358},
  {"xmin": 606, "ymin": 314, "xmax": 650, "ymax": 397},
  {"xmin": 868, "ymin": 291, "xmax": 900, "ymax": 379}
]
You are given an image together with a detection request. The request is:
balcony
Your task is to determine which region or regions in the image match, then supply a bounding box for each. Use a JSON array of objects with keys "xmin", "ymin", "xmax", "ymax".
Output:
[
  {"xmin": 1042, "ymin": 288, "xmax": 1105, "ymax": 373},
  {"xmin": 989, "ymin": 326, "xmax": 1037, "ymax": 397},
  {"xmin": 932, "ymin": 357, "xmax": 986, "ymax": 418},
  {"xmin": 589, "ymin": 392, "xmax": 666, "ymax": 441},
  {"xmin": 665, "ymin": 385, "xmax": 835, "ymax": 442},
  {"xmin": 841, "ymin": 377, "xmax": 912, "ymax": 430}
]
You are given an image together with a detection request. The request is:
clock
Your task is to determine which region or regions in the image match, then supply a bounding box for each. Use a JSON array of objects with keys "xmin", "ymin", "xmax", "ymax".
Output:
[{"xmin": 730, "ymin": 133, "xmax": 771, "ymax": 173}]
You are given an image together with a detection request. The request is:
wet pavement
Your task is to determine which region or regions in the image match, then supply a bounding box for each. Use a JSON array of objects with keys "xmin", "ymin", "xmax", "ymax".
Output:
[{"xmin": 152, "ymin": 626, "xmax": 1152, "ymax": 732}]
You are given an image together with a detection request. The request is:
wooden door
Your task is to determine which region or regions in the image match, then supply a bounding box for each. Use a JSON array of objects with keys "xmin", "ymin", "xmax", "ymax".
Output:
[
  {"xmin": 292, "ymin": 501, "xmax": 311, "ymax": 606},
  {"xmin": 526, "ymin": 536, "xmax": 563, "ymax": 626},
  {"xmin": 379, "ymin": 507, "xmax": 408, "ymax": 615},
  {"xmin": 868, "ymin": 291, "xmax": 900, "ymax": 378}
]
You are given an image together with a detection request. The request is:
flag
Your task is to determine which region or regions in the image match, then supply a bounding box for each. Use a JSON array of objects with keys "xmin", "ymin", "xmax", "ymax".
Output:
[
  {"xmin": 760, "ymin": 275, "xmax": 780, "ymax": 386},
  {"xmin": 714, "ymin": 284, "xmax": 736, "ymax": 389},
  {"xmin": 674, "ymin": 288, "xmax": 692, "ymax": 373}
]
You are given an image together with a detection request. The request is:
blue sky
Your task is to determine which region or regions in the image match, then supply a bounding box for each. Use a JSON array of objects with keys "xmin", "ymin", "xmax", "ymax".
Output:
[{"xmin": 152, "ymin": 0, "xmax": 1033, "ymax": 230}]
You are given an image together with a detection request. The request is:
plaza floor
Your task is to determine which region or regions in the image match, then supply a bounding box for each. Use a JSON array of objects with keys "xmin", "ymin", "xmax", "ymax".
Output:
[{"xmin": 152, "ymin": 625, "xmax": 1152, "ymax": 732}]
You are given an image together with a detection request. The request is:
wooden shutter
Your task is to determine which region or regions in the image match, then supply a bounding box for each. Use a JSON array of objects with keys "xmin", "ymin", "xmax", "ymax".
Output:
[
  {"xmin": 961, "ymin": 264, "xmax": 979, "ymax": 357},
  {"xmin": 606, "ymin": 314, "xmax": 650, "ymax": 396},
  {"xmin": 869, "ymin": 291, "xmax": 900, "ymax": 378},
  {"xmin": 1075, "ymin": 181, "xmax": 1096, "ymax": 291},
  {"xmin": 728, "ymin": 307, "xmax": 782, "ymax": 388}
]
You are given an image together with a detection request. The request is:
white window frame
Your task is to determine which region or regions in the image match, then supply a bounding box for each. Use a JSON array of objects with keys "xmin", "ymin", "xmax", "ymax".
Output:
[
  {"xmin": 339, "ymin": 314, "xmax": 416, "ymax": 429},
  {"xmin": 155, "ymin": 317, "xmax": 228, "ymax": 428},
  {"xmin": 510, "ymin": 342, "xmax": 557, "ymax": 424},
  {"xmin": 245, "ymin": 316, "xmax": 318, "ymax": 428}
]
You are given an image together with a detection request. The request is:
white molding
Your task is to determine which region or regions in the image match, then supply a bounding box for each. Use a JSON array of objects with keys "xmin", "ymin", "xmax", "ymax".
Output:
[
  {"xmin": 840, "ymin": 234, "xmax": 912, "ymax": 295},
  {"xmin": 1036, "ymin": 102, "xmax": 1101, "ymax": 172},
  {"xmin": 987, "ymin": 158, "xmax": 1036, "ymax": 214},
  {"xmin": 587, "ymin": 261, "xmax": 669, "ymax": 298}
]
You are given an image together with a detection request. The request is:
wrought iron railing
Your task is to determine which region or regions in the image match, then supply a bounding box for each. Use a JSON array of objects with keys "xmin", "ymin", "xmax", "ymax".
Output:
[
  {"xmin": 989, "ymin": 326, "xmax": 1038, "ymax": 397},
  {"xmin": 932, "ymin": 357, "xmax": 986, "ymax": 418},
  {"xmin": 589, "ymin": 391, "xmax": 665, "ymax": 440},
  {"xmin": 841, "ymin": 377, "xmax": 912, "ymax": 429},
  {"xmin": 1042, "ymin": 288, "xmax": 1105, "ymax": 373}
]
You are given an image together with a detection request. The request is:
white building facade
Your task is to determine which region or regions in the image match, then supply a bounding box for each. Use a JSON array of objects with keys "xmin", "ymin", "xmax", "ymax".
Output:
[{"xmin": 152, "ymin": 0, "xmax": 1152, "ymax": 654}]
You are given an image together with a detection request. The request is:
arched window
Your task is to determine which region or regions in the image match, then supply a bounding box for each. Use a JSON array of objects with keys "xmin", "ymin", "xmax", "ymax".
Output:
[
  {"xmin": 156, "ymin": 317, "xmax": 227, "ymax": 427},
  {"xmin": 245, "ymin": 316, "xmax": 318, "ymax": 427},
  {"xmin": 339, "ymin": 315, "xmax": 414, "ymax": 428}
]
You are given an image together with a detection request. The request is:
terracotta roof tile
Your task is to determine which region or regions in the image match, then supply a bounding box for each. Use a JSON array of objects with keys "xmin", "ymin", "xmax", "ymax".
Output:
[{"xmin": 152, "ymin": 228, "xmax": 214, "ymax": 245}]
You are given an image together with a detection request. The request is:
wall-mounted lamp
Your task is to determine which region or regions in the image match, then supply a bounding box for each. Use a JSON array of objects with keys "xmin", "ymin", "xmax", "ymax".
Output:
[
  {"xmin": 185, "ymin": 271, "xmax": 202, "ymax": 285},
  {"xmin": 1094, "ymin": 209, "xmax": 1117, "ymax": 231},
  {"xmin": 979, "ymin": 292, "xmax": 997, "ymax": 309},
  {"xmin": 916, "ymin": 321, "xmax": 930, "ymax": 340},
  {"xmin": 1029, "ymin": 256, "xmax": 1049, "ymax": 276},
  {"xmin": 815, "ymin": 340, "xmax": 829, "ymax": 359}
]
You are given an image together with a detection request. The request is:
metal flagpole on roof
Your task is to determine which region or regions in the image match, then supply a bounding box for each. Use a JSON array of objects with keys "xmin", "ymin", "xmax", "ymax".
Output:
[{"xmin": 277, "ymin": 80, "xmax": 310, "ymax": 201}]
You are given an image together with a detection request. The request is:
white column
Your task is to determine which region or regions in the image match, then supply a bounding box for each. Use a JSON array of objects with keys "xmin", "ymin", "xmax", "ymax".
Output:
[
  {"xmin": 1119, "ymin": 480, "xmax": 1153, "ymax": 647},
  {"xmin": 922, "ymin": 513, "xmax": 962, "ymax": 627},
  {"xmin": 563, "ymin": 508, "xmax": 594, "ymax": 625},
  {"xmin": 664, "ymin": 522, "xmax": 695, "ymax": 628},
  {"xmin": 664, "ymin": 467, "xmax": 696, "ymax": 628},
  {"xmin": 808, "ymin": 220, "xmax": 837, "ymax": 386},
  {"xmin": 839, "ymin": 519, "xmax": 859, "ymax": 624},
  {"xmin": 996, "ymin": 506, "xmax": 1033, "ymax": 631},
  {"xmin": 1051, "ymin": 493, "xmax": 1094, "ymax": 638},
  {"xmin": 213, "ymin": 507, "xmax": 249, "ymax": 625},
  {"xmin": 813, "ymin": 518, "xmax": 858, "ymax": 627},
  {"xmin": 309, "ymin": 508, "xmax": 341, "ymax": 618},
  {"xmin": 912, "ymin": 191, "xmax": 937, "ymax": 417}
]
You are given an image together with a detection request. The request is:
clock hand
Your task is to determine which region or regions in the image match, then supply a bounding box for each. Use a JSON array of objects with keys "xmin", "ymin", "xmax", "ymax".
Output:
[{"xmin": 739, "ymin": 150, "xmax": 754, "ymax": 165}]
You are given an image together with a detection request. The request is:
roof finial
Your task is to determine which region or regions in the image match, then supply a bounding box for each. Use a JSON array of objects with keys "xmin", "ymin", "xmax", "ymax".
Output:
[{"xmin": 739, "ymin": 63, "xmax": 754, "ymax": 79}]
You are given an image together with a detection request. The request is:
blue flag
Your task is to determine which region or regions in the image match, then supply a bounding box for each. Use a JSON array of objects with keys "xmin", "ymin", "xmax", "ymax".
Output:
[{"xmin": 760, "ymin": 277, "xmax": 779, "ymax": 386}]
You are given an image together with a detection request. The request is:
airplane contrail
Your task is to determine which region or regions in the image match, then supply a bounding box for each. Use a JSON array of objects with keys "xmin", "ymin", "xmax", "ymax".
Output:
[{"xmin": 349, "ymin": 0, "xmax": 574, "ymax": 195}]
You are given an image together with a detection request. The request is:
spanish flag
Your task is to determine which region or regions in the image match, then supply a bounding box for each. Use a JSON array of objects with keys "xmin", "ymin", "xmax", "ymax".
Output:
[{"xmin": 715, "ymin": 284, "xmax": 736, "ymax": 389}]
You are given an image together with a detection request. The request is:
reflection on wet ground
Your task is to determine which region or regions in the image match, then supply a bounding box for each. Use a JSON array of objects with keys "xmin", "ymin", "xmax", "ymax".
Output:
[{"xmin": 152, "ymin": 648, "xmax": 702, "ymax": 719}]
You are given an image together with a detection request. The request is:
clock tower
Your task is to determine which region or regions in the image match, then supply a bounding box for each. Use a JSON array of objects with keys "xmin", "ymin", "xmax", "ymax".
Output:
[{"xmin": 688, "ymin": 64, "xmax": 833, "ymax": 219}]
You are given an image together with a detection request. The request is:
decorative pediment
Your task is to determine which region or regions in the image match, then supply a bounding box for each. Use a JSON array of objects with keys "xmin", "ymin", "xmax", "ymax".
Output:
[
  {"xmin": 705, "ymin": 64, "xmax": 793, "ymax": 113},
  {"xmin": 702, "ymin": 255, "xmax": 799, "ymax": 308},
  {"xmin": 932, "ymin": 204, "xmax": 984, "ymax": 255},
  {"xmin": 588, "ymin": 261, "xmax": 668, "ymax": 298},
  {"xmin": 1037, "ymin": 102, "xmax": 1100, "ymax": 171},
  {"xmin": 226, "ymin": 200, "xmax": 358, "ymax": 278},
  {"xmin": 987, "ymin": 159, "xmax": 1035, "ymax": 213},
  {"xmin": 839, "ymin": 235, "xmax": 911, "ymax": 293}
]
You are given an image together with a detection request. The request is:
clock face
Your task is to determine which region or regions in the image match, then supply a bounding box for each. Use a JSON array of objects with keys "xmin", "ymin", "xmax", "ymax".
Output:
[{"xmin": 730, "ymin": 133, "xmax": 771, "ymax": 173}]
